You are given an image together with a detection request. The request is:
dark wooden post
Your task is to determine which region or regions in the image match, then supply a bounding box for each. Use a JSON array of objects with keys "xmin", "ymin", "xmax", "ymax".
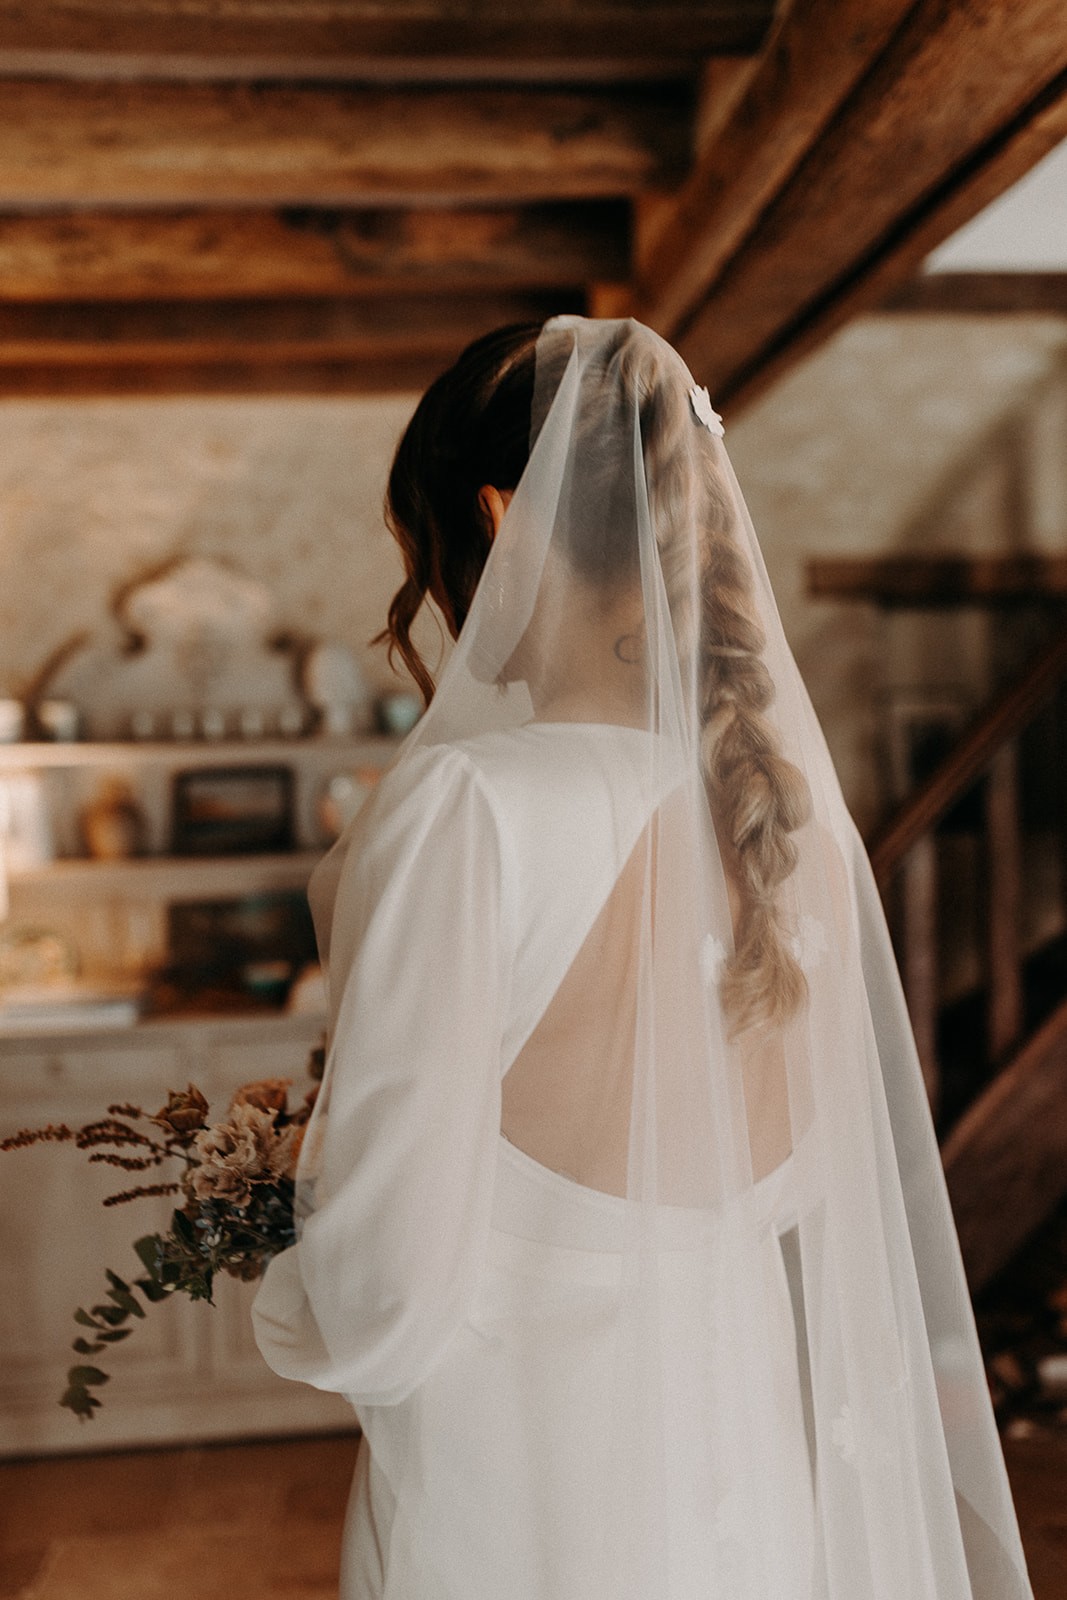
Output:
[
  {"xmin": 985, "ymin": 739, "xmax": 1025, "ymax": 1062},
  {"xmin": 901, "ymin": 832, "xmax": 940, "ymax": 1117}
]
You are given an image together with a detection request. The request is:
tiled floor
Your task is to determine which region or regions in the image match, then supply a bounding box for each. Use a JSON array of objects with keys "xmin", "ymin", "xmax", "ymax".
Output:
[{"xmin": 1, "ymin": 1429, "xmax": 1064, "ymax": 1598}]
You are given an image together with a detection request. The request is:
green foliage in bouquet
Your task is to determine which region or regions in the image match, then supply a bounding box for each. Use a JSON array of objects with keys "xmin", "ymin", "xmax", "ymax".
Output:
[{"xmin": 2, "ymin": 1043, "xmax": 324, "ymax": 1421}]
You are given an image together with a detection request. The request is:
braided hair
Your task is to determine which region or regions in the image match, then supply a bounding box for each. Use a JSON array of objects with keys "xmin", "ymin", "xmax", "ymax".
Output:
[{"xmin": 379, "ymin": 319, "xmax": 810, "ymax": 1035}]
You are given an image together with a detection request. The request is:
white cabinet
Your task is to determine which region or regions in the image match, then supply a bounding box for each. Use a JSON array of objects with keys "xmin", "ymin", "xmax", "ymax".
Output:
[{"xmin": 0, "ymin": 1016, "xmax": 354, "ymax": 1456}]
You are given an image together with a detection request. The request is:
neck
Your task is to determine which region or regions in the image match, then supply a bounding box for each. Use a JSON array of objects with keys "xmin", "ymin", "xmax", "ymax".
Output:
[{"xmin": 526, "ymin": 618, "xmax": 649, "ymax": 728}]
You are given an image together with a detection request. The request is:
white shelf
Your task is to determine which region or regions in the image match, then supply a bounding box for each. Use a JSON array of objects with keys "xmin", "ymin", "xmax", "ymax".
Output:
[
  {"xmin": 10, "ymin": 849, "xmax": 323, "ymax": 897},
  {"xmin": 0, "ymin": 1007, "xmax": 326, "ymax": 1053},
  {"xmin": 0, "ymin": 736, "xmax": 399, "ymax": 769}
]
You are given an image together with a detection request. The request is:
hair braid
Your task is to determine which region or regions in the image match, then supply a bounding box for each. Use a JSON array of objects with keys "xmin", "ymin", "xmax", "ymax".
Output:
[{"xmin": 638, "ymin": 356, "xmax": 811, "ymax": 1037}]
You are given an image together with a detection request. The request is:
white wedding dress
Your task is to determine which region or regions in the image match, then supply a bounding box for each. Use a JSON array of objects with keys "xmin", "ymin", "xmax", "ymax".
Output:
[{"xmin": 253, "ymin": 722, "xmax": 816, "ymax": 1600}]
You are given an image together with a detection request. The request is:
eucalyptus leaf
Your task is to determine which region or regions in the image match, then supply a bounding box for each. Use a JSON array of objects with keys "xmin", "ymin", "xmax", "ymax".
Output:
[
  {"xmin": 106, "ymin": 1283, "xmax": 145, "ymax": 1319},
  {"xmin": 172, "ymin": 1209, "xmax": 197, "ymax": 1247},
  {"xmin": 60, "ymin": 1385, "xmax": 99, "ymax": 1420},
  {"xmin": 68, "ymin": 1365, "xmax": 109, "ymax": 1386},
  {"xmin": 135, "ymin": 1277, "xmax": 171, "ymax": 1303},
  {"xmin": 91, "ymin": 1303, "xmax": 127, "ymax": 1327},
  {"xmin": 134, "ymin": 1235, "xmax": 164, "ymax": 1277}
]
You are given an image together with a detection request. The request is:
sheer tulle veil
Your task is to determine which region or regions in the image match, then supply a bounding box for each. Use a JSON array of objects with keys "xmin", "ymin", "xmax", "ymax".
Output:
[{"xmin": 293, "ymin": 315, "xmax": 1034, "ymax": 1599}]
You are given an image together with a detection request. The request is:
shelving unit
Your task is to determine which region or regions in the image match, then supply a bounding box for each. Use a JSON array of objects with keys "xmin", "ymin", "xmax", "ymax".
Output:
[
  {"xmin": 9, "ymin": 849, "xmax": 322, "ymax": 896},
  {"xmin": 1, "ymin": 731, "xmax": 399, "ymax": 976},
  {"xmin": 0, "ymin": 736, "xmax": 399, "ymax": 769}
]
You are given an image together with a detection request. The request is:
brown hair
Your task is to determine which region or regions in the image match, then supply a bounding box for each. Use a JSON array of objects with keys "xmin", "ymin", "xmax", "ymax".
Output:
[
  {"xmin": 374, "ymin": 322, "xmax": 542, "ymax": 704},
  {"xmin": 378, "ymin": 320, "xmax": 809, "ymax": 1034}
]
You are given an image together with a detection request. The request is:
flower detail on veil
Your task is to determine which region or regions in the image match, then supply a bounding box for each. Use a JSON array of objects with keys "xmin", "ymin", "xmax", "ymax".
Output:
[
  {"xmin": 688, "ymin": 385, "xmax": 725, "ymax": 436},
  {"xmin": 831, "ymin": 1403, "xmax": 858, "ymax": 1464},
  {"xmin": 700, "ymin": 932, "xmax": 728, "ymax": 985},
  {"xmin": 790, "ymin": 913, "xmax": 829, "ymax": 973}
]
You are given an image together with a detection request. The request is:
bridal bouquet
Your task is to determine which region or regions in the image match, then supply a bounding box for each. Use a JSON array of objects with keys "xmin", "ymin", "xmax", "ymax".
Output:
[{"xmin": 0, "ymin": 1042, "xmax": 323, "ymax": 1420}]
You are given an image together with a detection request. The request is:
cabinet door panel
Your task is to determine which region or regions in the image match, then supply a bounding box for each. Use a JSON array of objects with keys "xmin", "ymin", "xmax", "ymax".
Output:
[
  {"xmin": 0, "ymin": 1034, "xmax": 351, "ymax": 1453},
  {"xmin": 0, "ymin": 1046, "xmax": 204, "ymax": 1453}
]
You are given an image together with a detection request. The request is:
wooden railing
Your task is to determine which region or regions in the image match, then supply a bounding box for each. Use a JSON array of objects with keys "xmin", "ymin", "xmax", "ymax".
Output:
[{"xmin": 866, "ymin": 627, "xmax": 1067, "ymax": 1122}]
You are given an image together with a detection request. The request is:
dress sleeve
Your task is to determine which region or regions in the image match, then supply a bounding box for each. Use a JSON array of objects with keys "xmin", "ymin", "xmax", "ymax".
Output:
[{"xmin": 251, "ymin": 745, "xmax": 509, "ymax": 1407}]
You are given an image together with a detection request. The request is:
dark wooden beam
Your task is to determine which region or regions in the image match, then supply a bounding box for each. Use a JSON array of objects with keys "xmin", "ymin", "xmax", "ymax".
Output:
[
  {"xmin": 635, "ymin": 0, "xmax": 916, "ymax": 336},
  {"xmin": 715, "ymin": 67, "xmax": 1067, "ymax": 414},
  {"xmin": 942, "ymin": 997, "xmax": 1067, "ymax": 1293},
  {"xmin": 807, "ymin": 555, "xmax": 1067, "ymax": 607},
  {"xmin": 0, "ymin": 3, "xmax": 773, "ymax": 75},
  {"xmin": 0, "ymin": 294, "xmax": 579, "ymax": 370},
  {"xmin": 0, "ymin": 357, "xmax": 449, "ymax": 397},
  {"xmin": 884, "ymin": 273, "xmax": 1067, "ymax": 316},
  {"xmin": 638, "ymin": 0, "xmax": 1067, "ymax": 413},
  {"xmin": 0, "ymin": 81, "xmax": 690, "ymax": 206},
  {"xmin": 0, "ymin": 204, "xmax": 630, "ymax": 301}
]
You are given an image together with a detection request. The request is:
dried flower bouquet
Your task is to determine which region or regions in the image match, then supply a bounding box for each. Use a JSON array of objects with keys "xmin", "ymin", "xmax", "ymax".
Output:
[{"xmin": 1, "ymin": 1043, "xmax": 323, "ymax": 1420}]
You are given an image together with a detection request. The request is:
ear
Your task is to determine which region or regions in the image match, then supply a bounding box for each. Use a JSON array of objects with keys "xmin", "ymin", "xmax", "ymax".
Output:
[{"xmin": 477, "ymin": 484, "xmax": 512, "ymax": 542}]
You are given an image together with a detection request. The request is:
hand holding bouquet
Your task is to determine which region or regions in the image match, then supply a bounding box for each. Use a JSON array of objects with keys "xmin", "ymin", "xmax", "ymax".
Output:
[{"xmin": 1, "ymin": 1042, "xmax": 323, "ymax": 1419}]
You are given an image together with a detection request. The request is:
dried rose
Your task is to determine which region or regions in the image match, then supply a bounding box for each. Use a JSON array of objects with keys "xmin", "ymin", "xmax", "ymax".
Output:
[
  {"xmin": 151, "ymin": 1084, "xmax": 209, "ymax": 1141},
  {"xmin": 185, "ymin": 1160, "xmax": 253, "ymax": 1210},
  {"xmin": 186, "ymin": 1103, "xmax": 297, "ymax": 1211},
  {"xmin": 230, "ymin": 1078, "xmax": 291, "ymax": 1117}
]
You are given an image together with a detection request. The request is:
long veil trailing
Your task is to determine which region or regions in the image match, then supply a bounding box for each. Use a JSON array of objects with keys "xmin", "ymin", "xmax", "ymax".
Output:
[{"xmin": 255, "ymin": 316, "xmax": 1033, "ymax": 1600}]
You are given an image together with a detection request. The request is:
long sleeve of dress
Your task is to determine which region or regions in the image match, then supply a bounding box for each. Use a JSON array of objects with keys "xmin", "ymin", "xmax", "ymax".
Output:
[{"xmin": 251, "ymin": 745, "xmax": 509, "ymax": 1407}]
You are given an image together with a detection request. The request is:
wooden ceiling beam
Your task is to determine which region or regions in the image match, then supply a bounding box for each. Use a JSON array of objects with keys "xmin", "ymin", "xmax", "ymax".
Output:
[
  {"xmin": 0, "ymin": 358, "xmax": 454, "ymax": 398},
  {"xmin": 0, "ymin": 292, "xmax": 580, "ymax": 371},
  {"xmin": 0, "ymin": 204, "xmax": 630, "ymax": 301},
  {"xmin": 663, "ymin": 0, "xmax": 1067, "ymax": 410},
  {"xmin": 0, "ymin": 357, "xmax": 450, "ymax": 398},
  {"xmin": 0, "ymin": 3, "xmax": 772, "ymax": 72},
  {"xmin": 711, "ymin": 64, "xmax": 1067, "ymax": 413},
  {"xmin": 0, "ymin": 81, "xmax": 690, "ymax": 207},
  {"xmin": 883, "ymin": 273, "xmax": 1067, "ymax": 317},
  {"xmin": 0, "ymin": 4, "xmax": 772, "ymax": 76},
  {"xmin": 807, "ymin": 555, "xmax": 1067, "ymax": 607},
  {"xmin": 634, "ymin": 0, "xmax": 918, "ymax": 336}
]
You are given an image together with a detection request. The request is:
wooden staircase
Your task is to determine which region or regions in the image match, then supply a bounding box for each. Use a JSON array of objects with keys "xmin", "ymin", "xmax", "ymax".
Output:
[{"xmin": 812, "ymin": 556, "xmax": 1067, "ymax": 1295}]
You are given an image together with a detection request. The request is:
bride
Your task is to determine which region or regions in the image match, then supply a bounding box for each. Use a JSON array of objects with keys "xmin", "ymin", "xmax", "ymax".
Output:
[{"xmin": 252, "ymin": 316, "xmax": 1034, "ymax": 1599}]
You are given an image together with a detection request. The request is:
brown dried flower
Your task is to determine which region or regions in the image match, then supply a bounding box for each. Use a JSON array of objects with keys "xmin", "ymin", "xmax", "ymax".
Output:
[
  {"xmin": 230, "ymin": 1078, "xmax": 291, "ymax": 1117},
  {"xmin": 151, "ymin": 1085, "xmax": 209, "ymax": 1141},
  {"xmin": 185, "ymin": 1102, "xmax": 298, "ymax": 1209}
]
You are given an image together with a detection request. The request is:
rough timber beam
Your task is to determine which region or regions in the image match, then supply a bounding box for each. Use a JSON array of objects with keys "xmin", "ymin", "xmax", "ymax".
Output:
[
  {"xmin": 0, "ymin": 81, "xmax": 690, "ymax": 207},
  {"xmin": 637, "ymin": 0, "xmax": 1067, "ymax": 413},
  {"xmin": 884, "ymin": 273, "xmax": 1067, "ymax": 317},
  {"xmin": 634, "ymin": 0, "xmax": 917, "ymax": 336},
  {"xmin": 707, "ymin": 67, "xmax": 1067, "ymax": 413},
  {"xmin": 0, "ymin": 2, "xmax": 773, "ymax": 77},
  {"xmin": 0, "ymin": 205, "xmax": 630, "ymax": 302},
  {"xmin": 0, "ymin": 292, "xmax": 580, "ymax": 395}
]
